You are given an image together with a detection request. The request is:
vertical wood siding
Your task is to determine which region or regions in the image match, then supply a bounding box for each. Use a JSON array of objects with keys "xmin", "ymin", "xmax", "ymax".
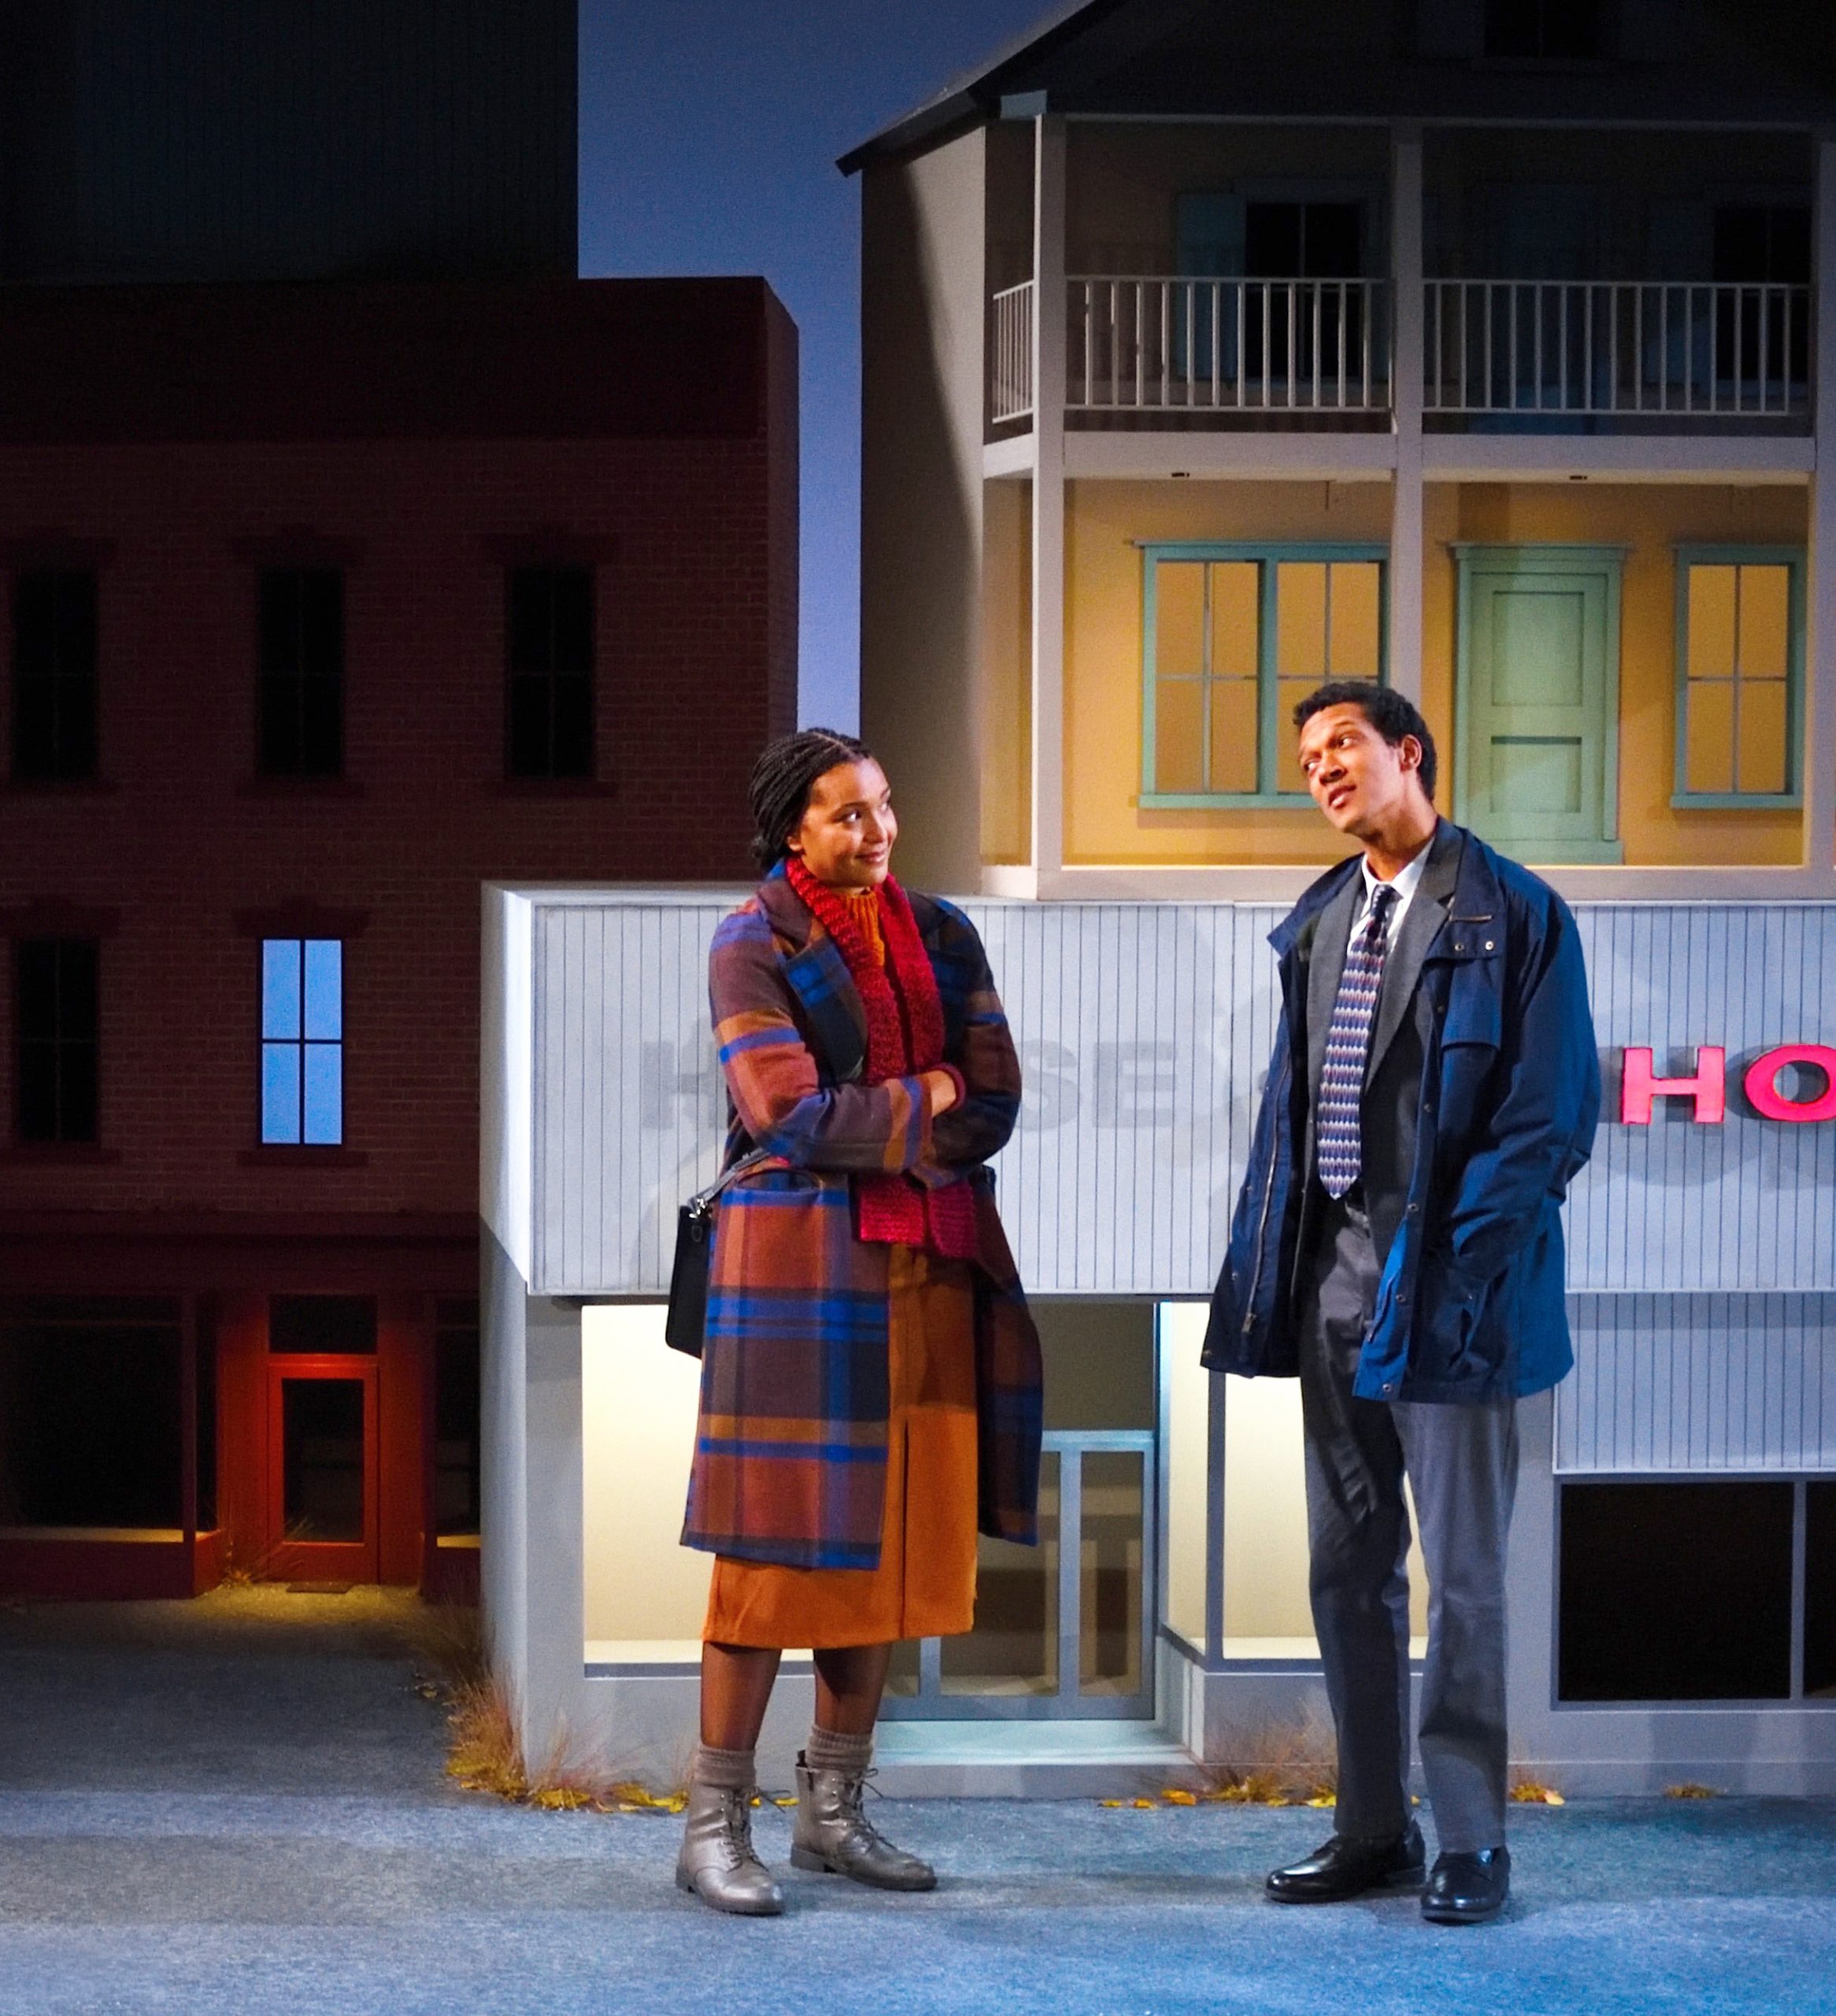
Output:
[{"xmin": 516, "ymin": 894, "xmax": 1836, "ymax": 1472}]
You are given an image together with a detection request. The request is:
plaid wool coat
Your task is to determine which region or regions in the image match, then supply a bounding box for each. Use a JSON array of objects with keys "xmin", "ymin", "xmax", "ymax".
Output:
[{"xmin": 681, "ymin": 866, "xmax": 1043, "ymax": 1570}]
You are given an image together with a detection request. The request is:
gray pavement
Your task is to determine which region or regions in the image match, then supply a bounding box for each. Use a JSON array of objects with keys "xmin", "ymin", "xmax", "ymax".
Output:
[{"xmin": 2, "ymin": 1591, "xmax": 1833, "ymax": 2015}]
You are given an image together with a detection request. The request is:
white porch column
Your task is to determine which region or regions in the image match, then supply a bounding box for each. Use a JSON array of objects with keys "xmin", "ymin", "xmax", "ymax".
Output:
[
  {"xmin": 1808, "ymin": 134, "xmax": 1836, "ymax": 874},
  {"xmin": 1388, "ymin": 124, "xmax": 1425, "ymax": 709},
  {"xmin": 1029, "ymin": 113, "xmax": 1068, "ymax": 882}
]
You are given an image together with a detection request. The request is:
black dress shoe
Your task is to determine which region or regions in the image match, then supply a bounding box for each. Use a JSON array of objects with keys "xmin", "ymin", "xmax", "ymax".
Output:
[
  {"xmin": 1265, "ymin": 1821, "xmax": 1426, "ymax": 1903},
  {"xmin": 1421, "ymin": 1846, "xmax": 1510, "ymax": 1924}
]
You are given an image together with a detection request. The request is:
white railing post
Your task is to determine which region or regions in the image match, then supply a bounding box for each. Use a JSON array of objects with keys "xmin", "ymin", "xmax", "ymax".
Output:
[
  {"xmin": 1030, "ymin": 113, "xmax": 1067, "ymax": 888},
  {"xmin": 1390, "ymin": 124, "xmax": 1425, "ymax": 709},
  {"xmin": 1806, "ymin": 135, "xmax": 1836, "ymax": 876}
]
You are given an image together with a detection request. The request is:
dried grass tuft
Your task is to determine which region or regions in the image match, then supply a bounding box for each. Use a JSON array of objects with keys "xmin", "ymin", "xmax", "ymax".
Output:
[
  {"xmin": 439, "ymin": 1665, "xmax": 687, "ymax": 1814},
  {"xmin": 1195, "ymin": 1706, "xmax": 1340, "ymax": 1807}
]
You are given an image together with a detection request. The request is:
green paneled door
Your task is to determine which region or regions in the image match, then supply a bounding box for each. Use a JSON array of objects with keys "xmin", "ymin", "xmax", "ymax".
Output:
[{"xmin": 1456, "ymin": 547, "xmax": 1623, "ymax": 863}]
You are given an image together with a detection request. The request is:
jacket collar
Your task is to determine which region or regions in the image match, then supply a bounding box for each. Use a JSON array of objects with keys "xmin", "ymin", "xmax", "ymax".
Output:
[{"xmin": 756, "ymin": 859, "xmax": 815, "ymax": 948}]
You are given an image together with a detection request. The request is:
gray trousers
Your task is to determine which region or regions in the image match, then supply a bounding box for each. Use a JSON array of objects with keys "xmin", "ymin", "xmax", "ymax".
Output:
[{"xmin": 1298, "ymin": 1191, "xmax": 1518, "ymax": 1853}]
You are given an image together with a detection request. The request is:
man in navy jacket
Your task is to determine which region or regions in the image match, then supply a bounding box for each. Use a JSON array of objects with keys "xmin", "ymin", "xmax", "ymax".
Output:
[{"xmin": 1203, "ymin": 680, "xmax": 1598, "ymax": 1924}]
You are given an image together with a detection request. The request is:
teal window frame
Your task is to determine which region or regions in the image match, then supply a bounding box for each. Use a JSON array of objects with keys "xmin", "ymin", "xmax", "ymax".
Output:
[
  {"xmin": 1671, "ymin": 545, "xmax": 1805, "ymax": 810},
  {"xmin": 1140, "ymin": 542, "xmax": 1389, "ymax": 810}
]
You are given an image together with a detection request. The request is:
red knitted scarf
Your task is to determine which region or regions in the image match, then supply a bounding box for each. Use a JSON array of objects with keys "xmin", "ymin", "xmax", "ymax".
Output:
[{"xmin": 786, "ymin": 858, "xmax": 978, "ymax": 1261}]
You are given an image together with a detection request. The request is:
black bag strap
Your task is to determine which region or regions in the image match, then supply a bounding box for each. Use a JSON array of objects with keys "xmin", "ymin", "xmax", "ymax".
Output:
[{"xmin": 684, "ymin": 1146, "xmax": 775, "ymax": 1223}]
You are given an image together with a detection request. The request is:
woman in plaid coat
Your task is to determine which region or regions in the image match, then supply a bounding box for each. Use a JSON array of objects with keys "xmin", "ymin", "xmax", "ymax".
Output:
[{"xmin": 674, "ymin": 728, "xmax": 1042, "ymax": 1917}]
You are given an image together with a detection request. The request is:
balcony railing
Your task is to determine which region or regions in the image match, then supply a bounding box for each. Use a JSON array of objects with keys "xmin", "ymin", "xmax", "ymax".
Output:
[
  {"xmin": 1424, "ymin": 280, "xmax": 1810, "ymax": 419},
  {"xmin": 991, "ymin": 279, "xmax": 1035, "ymax": 422},
  {"xmin": 1069, "ymin": 276, "xmax": 1390, "ymax": 413},
  {"xmin": 990, "ymin": 275, "xmax": 1813, "ymax": 428}
]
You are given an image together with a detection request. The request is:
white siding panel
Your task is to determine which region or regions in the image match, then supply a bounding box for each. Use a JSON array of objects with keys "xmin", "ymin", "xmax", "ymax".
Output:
[
  {"xmin": 1559, "ymin": 1294, "xmax": 1836, "ymax": 1473},
  {"xmin": 1568, "ymin": 907, "xmax": 1836, "ymax": 1292},
  {"xmin": 523, "ymin": 898, "xmax": 1836, "ymax": 1311}
]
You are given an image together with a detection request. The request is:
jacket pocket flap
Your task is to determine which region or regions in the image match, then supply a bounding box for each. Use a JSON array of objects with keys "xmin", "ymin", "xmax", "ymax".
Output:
[{"xmin": 1441, "ymin": 966, "xmax": 1502, "ymax": 1048}]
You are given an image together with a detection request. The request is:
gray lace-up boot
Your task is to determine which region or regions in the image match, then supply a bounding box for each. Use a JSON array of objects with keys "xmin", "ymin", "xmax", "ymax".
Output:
[
  {"xmin": 788, "ymin": 1752, "xmax": 937, "ymax": 1891},
  {"xmin": 675, "ymin": 1781, "xmax": 785, "ymax": 1916}
]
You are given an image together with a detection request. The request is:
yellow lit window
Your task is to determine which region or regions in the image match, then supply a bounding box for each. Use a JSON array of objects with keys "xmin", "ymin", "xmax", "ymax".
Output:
[
  {"xmin": 1677, "ymin": 554, "xmax": 1801, "ymax": 806},
  {"xmin": 1145, "ymin": 547, "xmax": 1385, "ymax": 804}
]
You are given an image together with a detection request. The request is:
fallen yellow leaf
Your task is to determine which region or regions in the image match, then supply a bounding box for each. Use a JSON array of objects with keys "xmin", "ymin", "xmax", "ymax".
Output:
[{"xmin": 1160, "ymin": 1789, "xmax": 1197, "ymax": 1806}]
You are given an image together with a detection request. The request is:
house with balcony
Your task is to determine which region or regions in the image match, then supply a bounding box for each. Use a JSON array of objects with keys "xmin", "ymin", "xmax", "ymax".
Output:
[
  {"xmin": 478, "ymin": 0, "xmax": 1836, "ymax": 1796},
  {"xmin": 846, "ymin": 0, "xmax": 1836, "ymax": 905}
]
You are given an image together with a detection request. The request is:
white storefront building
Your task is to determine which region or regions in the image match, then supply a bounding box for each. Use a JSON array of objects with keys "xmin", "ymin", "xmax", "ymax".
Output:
[{"xmin": 482, "ymin": 886, "xmax": 1836, "ymax": 1795}]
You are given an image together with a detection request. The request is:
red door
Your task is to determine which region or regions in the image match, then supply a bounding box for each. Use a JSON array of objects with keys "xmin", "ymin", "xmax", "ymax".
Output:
[{"xmin": 265, "ymin": 1357, "xmax": 380, "ymax": 1583}]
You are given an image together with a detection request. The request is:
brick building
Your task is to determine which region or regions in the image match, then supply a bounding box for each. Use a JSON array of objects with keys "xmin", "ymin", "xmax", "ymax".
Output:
[{"xmin": 0, "ymin": 275, "xmax": 798, "ymax": 1599}]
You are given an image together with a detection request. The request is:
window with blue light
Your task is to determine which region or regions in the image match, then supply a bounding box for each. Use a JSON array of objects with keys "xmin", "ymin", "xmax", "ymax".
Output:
[{"xmin": 261, "ymin": 939, "xmax": 342, "ymax": 1145}]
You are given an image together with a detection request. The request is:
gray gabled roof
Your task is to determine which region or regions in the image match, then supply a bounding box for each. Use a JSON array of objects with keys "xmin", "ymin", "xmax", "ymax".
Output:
[
  {"xmin": 838, "ymin": 0, "xmax": 1836, "ymax": 176},
  {"xmin": 836, "ymin": 0, "xmax": 1125, "ymax": 175}
]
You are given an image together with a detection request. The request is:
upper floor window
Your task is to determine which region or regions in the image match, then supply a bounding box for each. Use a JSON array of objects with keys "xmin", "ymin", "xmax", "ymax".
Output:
[
  {"xmin": 15, "ymin": 937, "xmax": 99, "ymax": 1143},
  {"xmin": 258, "ymin": 568, "xmax": 343, "ymax": 778},
  {"xmin": 1483, "ymin": 0, "xmax": 1603, "ymax": 60},
  {"xmin": 261, "ymin": 938, "xmax": 342, "ymax": 1145},
  {"xmin": 505, "ymin": 565, "xmax": 594, "ymax": 779},
  {"xmin": 1674, "ymin": 549, "xmax": 1803, "ymax": 806},
  {"xmin": 11, "ymin": 570, "xmax": 98, "ymax": 783},
  {"xmin": 1142, "ymin": 546, "xmax": 1386, "ymax": 807}
]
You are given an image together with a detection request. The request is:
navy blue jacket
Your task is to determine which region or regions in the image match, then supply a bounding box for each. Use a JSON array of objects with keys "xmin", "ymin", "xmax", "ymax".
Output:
[{"xmin": 1201, "ymin": 821, "xmax": 1600, "ymax": 1404}]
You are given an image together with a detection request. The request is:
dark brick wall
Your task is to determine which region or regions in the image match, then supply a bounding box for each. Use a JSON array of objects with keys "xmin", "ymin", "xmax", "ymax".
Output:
[{"xmin": 0, "ymin": 283, "xmax": 797, "ymax": 1225}]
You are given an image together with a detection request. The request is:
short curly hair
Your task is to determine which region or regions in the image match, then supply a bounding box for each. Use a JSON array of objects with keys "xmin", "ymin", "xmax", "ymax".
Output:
[{"xmin": 1292, "ymin": 680, "xmax": 1437, "ymax": 802}]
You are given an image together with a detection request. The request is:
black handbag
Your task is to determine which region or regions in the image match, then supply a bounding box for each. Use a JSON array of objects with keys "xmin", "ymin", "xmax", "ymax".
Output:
[{"xmin": 664, "ymin": 1149, "xmax": 772, "ymax": 1357}]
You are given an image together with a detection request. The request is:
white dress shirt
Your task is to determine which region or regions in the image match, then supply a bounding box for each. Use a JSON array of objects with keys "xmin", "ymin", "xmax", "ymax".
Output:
[{"xmin": 1351, "ymin": 824, "xmax": 1436, "ymax": 941}]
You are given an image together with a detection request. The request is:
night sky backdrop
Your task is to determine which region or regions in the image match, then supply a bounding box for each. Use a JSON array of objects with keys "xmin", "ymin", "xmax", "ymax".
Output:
[{"xmin": 579, "ymin": 0, "xmax": 1051, "ymax": 729}]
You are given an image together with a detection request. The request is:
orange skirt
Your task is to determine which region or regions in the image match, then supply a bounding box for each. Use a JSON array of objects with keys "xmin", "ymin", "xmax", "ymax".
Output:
[{"xmin": 702, "ymin": 1245, "xmax": 979, "ymax": 1650}]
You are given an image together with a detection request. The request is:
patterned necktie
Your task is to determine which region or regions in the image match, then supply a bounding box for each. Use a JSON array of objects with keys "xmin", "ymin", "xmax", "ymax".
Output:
[{"xmin": 1316, "ymin": 883, "xmax": 1397, "ymax": 1199}]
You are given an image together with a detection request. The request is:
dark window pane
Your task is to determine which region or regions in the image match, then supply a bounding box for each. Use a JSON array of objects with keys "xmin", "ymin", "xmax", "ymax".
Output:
[
  {"xmin": 13, "ymin": 939, "xmax": 99, "ymax": 1143},
  {"xmin": 13, "ymin": 575, "xmax": 56, "ymax": 665},
  {"xmin": 1304, "ymin": 203, "xmax": 1362, "ymax": 279},
  {"xmin": 505, "ymin": 568, "xmax": 594, "ymax": 777},
  {"xmin": 549, "ymin": 674, "xmax": 594, "ymax": 776},
  {"xmin": 1485, "ymin": 0, "xmax": 1601, "ymax": 57},
  {"xmin": 507, "ymin": 675, "xmax": 553, "ymax": 776},
  {"xmin": 56, "ymin": 674, "xmax": 97, "ymax": 776},
  {"xmin": 257, "ymin": 569, "xmax": 342, "ymax": 777},
  {"xmin": 299, "ymin": 572, "xmax": 342, "ymax": 673},
  {"xmin": 0, "ymin": 1300, "xmax": 184, "ymax": 1527},
  {"xmin": 299, "ymin": 675, "xmax": 342, "ymax": 776},
  {"xmin": 259, "ymin": 570, "xmax": 299, "ymax": 671},
  {"xmin": 259, "ymin": 675, "xmax": 303, "ymax": 773},
  {"xmin": 1806, "ymin": 1484, "xmax": 1836, "ymax": 1699},
  {"xmin": 435, "ymin": 1302, "xmax": 481, "ymax": 1536},
  {"xmin": 551, "ymin": 569, "xmax": 593, "ymax": 673},
  {"xmin": 1245, "ymin": 202, "xmax": 1302, "ymax": 276},
  {"xmin": 58, "ymin": 1042, "xmax": 98, "ymax": 1143},
  {"xmin": 17, "ymin": 1046, "xmax": 57, "ymax": 1141},
  {"xmin": 281, "ymin": 1378, "xmax": 365, "ymax": 1540},
  {"xmin": 196, "ymin": 1301, "xmax": 219, "ymax": 1533},
  {"xmin": 12, "ymin": 570, "xmax": 99, "ymax": 781},
  {"xmin": 16, "ymin": 941, "xmax": 57, "ymax": 1040},
  {"xmin": 507, "ymin": 569, "xmax": 553, "ymax": 672},
  {"xmin": 1559, "ymin": 1481, "xmax": 1794, "ymax": 1701},
  {"xmin": 269, "ymin": 1295, "xmax": 377, "ymax": 1354},
  {"xmin": 12, "ymin": 680, "xmax": 58, "ymax": 780}
]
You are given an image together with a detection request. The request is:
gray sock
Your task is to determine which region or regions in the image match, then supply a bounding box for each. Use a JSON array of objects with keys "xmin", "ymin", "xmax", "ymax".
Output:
[
  {"xmin": 805, "ymin": 1725, "xmax": 873, "ymax": 1776},
  {"xmin": 694, "ymin": 1743, "xmax": 757, "ymax": 1792}
]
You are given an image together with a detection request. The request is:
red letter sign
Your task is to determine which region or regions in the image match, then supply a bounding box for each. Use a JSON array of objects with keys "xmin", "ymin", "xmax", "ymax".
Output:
[
  {"xmin": 1621, "ymin": 1047, "xmax": 1727, "ymax": 1124},
  {"xmin": 1744, "ymin": 1046, "xmax": 1836, "ymax": 1123}
]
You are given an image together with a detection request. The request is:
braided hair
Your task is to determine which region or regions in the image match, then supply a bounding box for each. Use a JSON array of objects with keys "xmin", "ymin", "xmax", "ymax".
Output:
[{"xmin": 747, "ymin": 728, "xmax": 877, "ymax": 870}]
